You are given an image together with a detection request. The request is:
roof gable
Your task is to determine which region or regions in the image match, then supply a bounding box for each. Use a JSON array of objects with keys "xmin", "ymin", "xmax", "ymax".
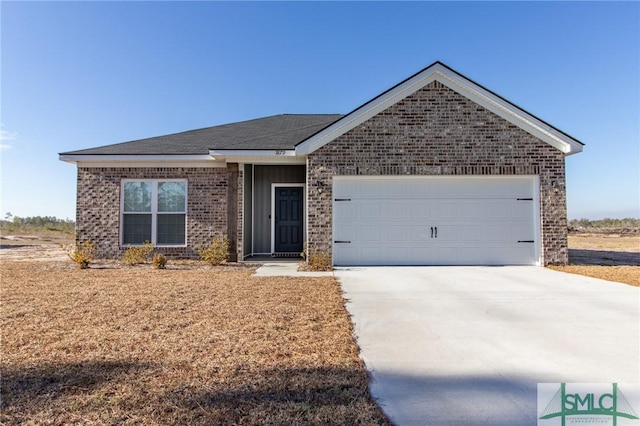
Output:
[{"xmin": 295, "ymin": 62, "xmax": 583, "ymax": 156}]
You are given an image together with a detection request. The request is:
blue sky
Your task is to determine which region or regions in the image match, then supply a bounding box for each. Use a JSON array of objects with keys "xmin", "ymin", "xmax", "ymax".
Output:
[{"xmin": 1, "ymin": 1, "xmax": 638, "ymax": 220}]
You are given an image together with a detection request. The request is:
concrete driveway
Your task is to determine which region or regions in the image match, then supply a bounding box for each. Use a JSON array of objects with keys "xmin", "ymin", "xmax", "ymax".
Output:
[{"xmin": 335, "ymin": 266, "xmax": 640, "ymax": 425}]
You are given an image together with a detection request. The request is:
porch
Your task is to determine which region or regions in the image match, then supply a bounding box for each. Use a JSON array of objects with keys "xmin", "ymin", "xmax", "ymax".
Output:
[{"xmin": 242, "ymin": 165, "xmax": 306, "ymax": 260}]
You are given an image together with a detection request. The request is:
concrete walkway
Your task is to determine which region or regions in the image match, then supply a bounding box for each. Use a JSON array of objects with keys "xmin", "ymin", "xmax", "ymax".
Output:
[{"xmin": 336, "ymin": 266, "xmax": 640, "ymax": 425}]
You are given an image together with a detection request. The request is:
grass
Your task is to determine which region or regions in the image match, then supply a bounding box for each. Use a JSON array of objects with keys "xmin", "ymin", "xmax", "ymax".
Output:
[
  {"xmin": 1, "ymin": 261, "xmax": 390, "ymax": 425},
  {"xmin": 548, "ymin": 234, "xmax": 640, "ymax": 287},
  {"xmin": 548, "ymin": 265, "xmax": 640, "ymax": 287},
  {"xmin": 567, "ymin": 234, "xmax": 640, "ymax": 252}
]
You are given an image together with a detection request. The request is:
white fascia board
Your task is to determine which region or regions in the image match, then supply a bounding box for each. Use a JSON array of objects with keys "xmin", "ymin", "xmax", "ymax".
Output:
[
  {"xmin": 296, "ymin": 63, "xmax": 583, "ymax": 156},
  {"xmin": 225, "ymin": 157, "xmax": 305, "ymax": 165},
  {"xmin": 209, "ymin": 150, "xmax": 304, "ymax": 164},
  {"xmin": 59, "ymin": 154, "xmax": 225, "ymax": 168},
  {"xmin": 209, "ymin": 149, "xmax": 297, "ymax": 157}
]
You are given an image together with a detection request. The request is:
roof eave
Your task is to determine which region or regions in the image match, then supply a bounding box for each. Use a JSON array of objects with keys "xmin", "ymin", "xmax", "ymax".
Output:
[
  {"xmin": 59, "ymin": 154, "xmax": 221, "ymax": 167},
  {"xmin": 208, "ymin": 149, "xmax": 306, "ymax": 164}
]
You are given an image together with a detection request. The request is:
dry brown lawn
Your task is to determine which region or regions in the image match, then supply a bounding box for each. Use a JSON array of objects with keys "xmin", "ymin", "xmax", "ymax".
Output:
[
  {"xmin": 567, "ymin": 234, "xmax": 640, "ymax": 252},
  {"xmin": 1, "ymin": 261, "xmax": 390, "ymax": 425},
  {"xmin": 548, "ymin": 265, "xmax": 640, "ymax": 287},
  {"xmin": 550, "ymin": 234, "xmax": 640, "ymax": 287}
]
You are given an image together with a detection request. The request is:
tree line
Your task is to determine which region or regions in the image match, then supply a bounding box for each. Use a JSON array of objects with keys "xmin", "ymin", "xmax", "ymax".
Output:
[
  {"xmin": 1, "ymin": 213, "xmax": 75, "ymax": 233},
  {"xmin": 568, "ymin": 218, "xmax": 640, "ymax": 229}
]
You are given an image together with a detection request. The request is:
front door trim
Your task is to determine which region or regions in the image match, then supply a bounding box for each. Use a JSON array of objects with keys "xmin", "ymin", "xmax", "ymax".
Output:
[{"xmin": 271, "ymin": 183, "xmax": 306, "ymax": 254}]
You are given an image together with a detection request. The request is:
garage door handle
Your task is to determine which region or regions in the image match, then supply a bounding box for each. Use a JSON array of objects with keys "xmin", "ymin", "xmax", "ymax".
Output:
[
  {"xmin": 334, "ymin": 240, "xmax": 351, "ymax": 244},
  {"xmin": 435, "ymin": 227, "xmax": 438, "ymax": 238},
  {"xmin": 431, "ymin": 227, "xmax": 433, "ymax": 238},
  {"xmin": 518, "ymin": 240, "xmax": 534, "ymax": 243}
]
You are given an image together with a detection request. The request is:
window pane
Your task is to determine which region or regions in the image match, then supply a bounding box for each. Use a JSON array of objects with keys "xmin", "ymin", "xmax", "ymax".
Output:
[
  {"xmin": 123, "ymin": 182, "xmax": 152, "ymax": 212},
  {"xmin": 123, "ymin": 214, "xmax": 152, "ymax": 244},
  {"xmin": 157, "ymin": 214, "xmax": 186, "ymax": 245},
  {"xmin": 158, "ymin": 182, "xmax": 186, "ymax": 212}
]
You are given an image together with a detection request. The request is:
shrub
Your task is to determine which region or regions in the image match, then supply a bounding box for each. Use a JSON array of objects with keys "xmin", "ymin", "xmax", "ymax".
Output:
[
  {"xmin": 306, "ymin": 251, "xmax": 332, "ymax": 271},
  {"xmin": 121, "ymin": 241, "xmax": 154, "ymax": 265},
  {"xmin": 300, "ymin": 241, "xmax": 307, "ymax": 260},
  {"xmin": 199, "ymin": 236, "xmax": 230, "ymax": 265},
  {"xmin": 152, "ymin": 253, "xmax": 167, "ymax": 269},
  {"xmin": 63, "ymin": 241, "xmax": 96, "ymax": 269}
]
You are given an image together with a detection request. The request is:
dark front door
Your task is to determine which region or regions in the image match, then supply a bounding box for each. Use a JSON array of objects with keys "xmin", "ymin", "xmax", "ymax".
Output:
[{"xmin": 274, "ymin": 186, "xmax": 303, "ymax": 253}]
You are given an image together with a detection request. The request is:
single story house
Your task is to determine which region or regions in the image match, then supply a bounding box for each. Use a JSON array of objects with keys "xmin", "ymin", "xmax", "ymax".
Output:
[{"xmin": 60, "ymin": 61, "xmax": 583, "ymax": 266}]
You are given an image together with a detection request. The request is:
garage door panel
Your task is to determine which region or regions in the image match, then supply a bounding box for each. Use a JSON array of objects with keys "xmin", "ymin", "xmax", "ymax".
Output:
[
  {"xmin": 359, "ymin": 181, "xmax": 382, "ymax": 198},
  {"xmin": 333, "ymin": 179, "xmax": 358, "ymax": 198},
  {"xmin": 359, "ymin": 225, "xmax": 382, "ymax": 242},
  {"xmin": 388, "ymin": 247, "xmax": 409, "ymax": 263},
  {"xmin": 388, "ymin": 225, "xmax": 408, "ymax": 241},
  {"xmin": 483, "ymin": 247, "xmax": 511, "ymax": 265},
  {"xmin": 360, "ymin": 203, "xmax": 381, "ymax": 219},
  {"xmin": 432, "ymin": 180, "xmax": 459, "ymax": 197},
  {"xmin": 486, "ymin": 224, "xmax": 510, "ymax": 242},
  {"xmin": 387, "ymin": 202, "xmax": 409, "ymax": 219},
  {"xmin": 408, "ymin": 203, "xmax": 432, "ymax": 219},
  {"xmin": 361, "ymin": 246, "xmax": 383, "ymax": 262},
  {"xmin": 333, "ymin": 176, "xmax": 538, "ymax": 266},
  {"xmin": 406, "ymin": 181, "xmax": 434, "ymax": 198},
  {"xmin": 514, "ymin": 225, "xmax": 535, "ymax": 242},
  {"xmin": 513, "ymin": 201, "xmax": 534, "ymax": 218},
  {"xmin": 409, "ymin": 247, "xmax": 431, "ymax": 263},
  {"xmin": 383, "ymin": 180, "xmax": 410, "ymax": 198},
  {"xmin": 435, "ymin": 203, "xmax": 458, "ymax": 219},
  {"xmin": 334, "ymin": 202, "xmax": 357, "ymax": 219},
  {"xmin": 459, "ymin": 201, "xmax": 485, "ymax": 219},
  {"xmin": 457, "ymin": 224, "xmax": 483, "ymax": 241},
  {"xmin": 410, "ymin": 225, "xmax": 431, "ymax": 241},
  {"xmin": 334, "ymin": 223, "xmax": 357, "ymax": 241},
  {"xmin": 431, "ymin": 247, "xmax": 461, "ymax": 265},
  {"xmin": 430, "ymin": 224, "xmax": 454, "ymax": 242},
  {"xmin": 485, "ymin": 200, "xmax": 515, "ymax": 219},
  {"xmin": 334, "ymin": 245, "xmax": 358, "ymax": 264},
  {"xmin": 489, "ymin": 245, "xmax": 532, "ymax": 264}
]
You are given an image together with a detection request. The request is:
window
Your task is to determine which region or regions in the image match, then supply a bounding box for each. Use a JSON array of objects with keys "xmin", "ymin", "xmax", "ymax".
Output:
[{"xmin": 121, "ymin": 180, "xmax": 187, "ymax": 246}]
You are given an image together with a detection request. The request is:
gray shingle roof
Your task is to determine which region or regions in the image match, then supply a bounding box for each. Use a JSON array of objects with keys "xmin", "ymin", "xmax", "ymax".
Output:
[{"xmin": 62, "ymin": 114, "xmax": 343, "ymax": 155}]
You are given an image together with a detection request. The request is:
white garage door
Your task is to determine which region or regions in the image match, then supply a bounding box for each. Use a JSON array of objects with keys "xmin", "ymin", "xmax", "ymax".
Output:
[{"xmin": 333, "ymin": 176, "xmax": 539, "ymax": 266}]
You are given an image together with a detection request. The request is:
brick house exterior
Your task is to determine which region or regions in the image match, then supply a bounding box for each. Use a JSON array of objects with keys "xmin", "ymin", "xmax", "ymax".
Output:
[
  {"xmin": 75, "ymin": 167, "xmax": 241, "ymax": 259},
  {"xmin": 61, "ymin": 62, "xmax": 582, "ymax": 266},
  {"xmin": 306, "ymin": 81, "xmax": 568, "ymax": 265}
]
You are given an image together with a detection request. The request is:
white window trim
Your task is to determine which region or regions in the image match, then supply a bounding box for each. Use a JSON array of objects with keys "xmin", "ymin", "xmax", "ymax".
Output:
[{"xmin": 120, "ymin": 179, "xmax": 188, "ymax": 247}]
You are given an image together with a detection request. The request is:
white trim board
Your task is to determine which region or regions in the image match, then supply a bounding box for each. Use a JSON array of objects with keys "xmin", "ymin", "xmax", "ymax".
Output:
[
  {"xmin": 209, "ymin": 149, "xmax": 296, "ymax": 157},
  {"xmin": 60, "ymin": 154, "xmax": 226, "ymax": 168},
  {"xmin": 209, "ymin": 150, "xmax": 305, "ymax": 165}
]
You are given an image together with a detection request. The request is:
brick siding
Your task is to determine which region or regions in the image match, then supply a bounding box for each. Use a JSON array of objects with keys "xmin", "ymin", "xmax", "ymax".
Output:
[
  {"xmin": 76, "ymin": 167, "xmax": 233, "ymax": 258},
  {"xmin": 75, "ymin": 81, "xmax": 569, "ymax": 265},
  {"xmin": 307, "ymin": 81, "xmax": 568, "ymax": 265}
]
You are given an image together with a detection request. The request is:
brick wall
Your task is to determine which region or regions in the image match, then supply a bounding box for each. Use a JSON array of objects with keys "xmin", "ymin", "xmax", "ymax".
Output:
[
  {"xmin": 76, "ymin": 167, "xmax": 230, "ymax": 258},
  {"xmin": 307, "ymin": 81, "xmax": 568, "ymax": 265}
]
